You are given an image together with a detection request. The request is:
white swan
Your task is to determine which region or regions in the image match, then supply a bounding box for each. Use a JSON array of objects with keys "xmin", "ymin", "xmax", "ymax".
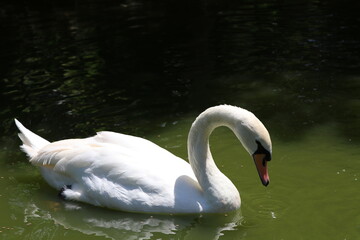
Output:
[{"xmin": 15, "ymin": 105, "xmax": 272, "ymax": 214}]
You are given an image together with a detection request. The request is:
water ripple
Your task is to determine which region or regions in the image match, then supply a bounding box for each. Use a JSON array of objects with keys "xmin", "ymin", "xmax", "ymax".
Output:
[{"xmin": 243, "ymin": 192, "xmax": 289, "ymax": 220}]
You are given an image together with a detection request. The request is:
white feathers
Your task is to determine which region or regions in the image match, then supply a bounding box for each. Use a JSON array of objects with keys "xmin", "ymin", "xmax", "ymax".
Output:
[
  {"xmin": 14, "ymin": 119, "xmax": 50, "ymax": 158},
  {"xmin": 15, "ymin": 119, "xmax": 201, "ymax": 213},
  {"xmin": 14, "ymin": 105, "xmax": 272, "ymax": 214}
]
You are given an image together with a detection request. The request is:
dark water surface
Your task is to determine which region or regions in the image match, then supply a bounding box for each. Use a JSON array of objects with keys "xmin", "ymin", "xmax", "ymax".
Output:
[{"xmin": 0, "ymin": 0, "xmax": 359, "ymax": 239}]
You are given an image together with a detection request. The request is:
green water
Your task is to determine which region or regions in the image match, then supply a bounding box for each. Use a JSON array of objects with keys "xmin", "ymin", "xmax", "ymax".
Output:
[
  {"xmin": 0, "ymin": 122, "xmax": 359, "ymax": 239},
  {"xmin": 1, "ymin": 0, "xmax": 360, "ymax": 239}
]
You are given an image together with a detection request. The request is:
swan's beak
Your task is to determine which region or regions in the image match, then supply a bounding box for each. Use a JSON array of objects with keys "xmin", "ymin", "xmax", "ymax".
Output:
[{"xmin": 253, "ymin": 153, "xmax": 270, "ymax": 186}]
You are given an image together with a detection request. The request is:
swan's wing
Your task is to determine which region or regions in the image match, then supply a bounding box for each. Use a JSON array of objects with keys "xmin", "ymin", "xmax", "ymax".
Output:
[
  {"xmin": 32, "ymin": 137, "xmax": 193, "ymax": 182},
  {"xmin": 93, "ymin": 131, "xmax": 177, "ymax": 159},
  {"xmin": 31, "ymin": 131, "xmax": 179, "ymax": 169},
  {"xmin": 31, "ymin": 137, "xmax": 201, "ymax": 212}
]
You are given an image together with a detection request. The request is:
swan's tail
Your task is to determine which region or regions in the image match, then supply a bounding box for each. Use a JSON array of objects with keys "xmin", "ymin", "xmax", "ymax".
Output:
[{"xmin": 15, "ymin": 119, "xmax": 50, "ymax": 158}]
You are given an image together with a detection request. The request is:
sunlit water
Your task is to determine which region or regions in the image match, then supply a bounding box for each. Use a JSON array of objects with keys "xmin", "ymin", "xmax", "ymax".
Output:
[{"xmin": 1, "ymin": 0, "xmax": 360, "ymax": 239}]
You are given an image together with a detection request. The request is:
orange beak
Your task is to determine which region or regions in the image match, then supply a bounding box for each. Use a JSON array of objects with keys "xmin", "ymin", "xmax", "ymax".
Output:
[{"xmin": 253, "ymin": 153, "xmax": 270, "ymax": 186}]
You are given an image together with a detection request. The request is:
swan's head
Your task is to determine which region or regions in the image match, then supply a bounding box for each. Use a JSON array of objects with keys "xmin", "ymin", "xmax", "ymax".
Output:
[
  {"xmin": 232, "ymin": 108, "xmax": 272, "ymax": 186},
  {"xmin": 190, "ymin": 105, "xmax": 272, "ymax": 187}
]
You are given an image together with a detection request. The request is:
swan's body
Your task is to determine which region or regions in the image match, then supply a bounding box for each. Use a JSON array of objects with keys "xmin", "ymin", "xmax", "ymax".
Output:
[{"xmin": 16, "ymin": 105, "xmax": 272, "ymax": 214}]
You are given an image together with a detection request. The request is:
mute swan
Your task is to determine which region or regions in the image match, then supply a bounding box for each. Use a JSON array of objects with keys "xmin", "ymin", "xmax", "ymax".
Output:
[{"xmin": 15, "ymin": 105, "xmax": 272, "ymax": 214}]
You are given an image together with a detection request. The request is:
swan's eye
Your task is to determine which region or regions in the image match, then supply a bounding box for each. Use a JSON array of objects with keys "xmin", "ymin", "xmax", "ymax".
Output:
[{"xmin": 254, "ymin": 140, "xmax": 271, "ymax": 162}]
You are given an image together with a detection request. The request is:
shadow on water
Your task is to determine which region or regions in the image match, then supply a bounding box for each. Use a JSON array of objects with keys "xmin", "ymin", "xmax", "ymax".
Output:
[
  {"xmin": 0, "ymin": 162, "xmax": 248, "ymax": 240},
  {"xmin": 21, "ymin": 200, "xmax": 245, "ymax": 240},
  {"xmin": 0, "ymin": 1, "xmax": 359, "ymax": 149},
  {"xmin": 5, "ymin": 176, "xmax": 245, "ymax": 240}
]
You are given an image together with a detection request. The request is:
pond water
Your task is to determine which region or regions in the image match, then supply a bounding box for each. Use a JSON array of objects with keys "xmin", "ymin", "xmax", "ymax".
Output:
[{"xmin": 0, "ymin": 0, "xmax": 359, "ymax": 239}]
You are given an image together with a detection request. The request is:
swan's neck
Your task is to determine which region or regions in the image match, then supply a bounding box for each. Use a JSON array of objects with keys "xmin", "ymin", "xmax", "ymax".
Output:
[{"xmin": 187, "ymin": 107, "xmax": 242, "ymax": 212}]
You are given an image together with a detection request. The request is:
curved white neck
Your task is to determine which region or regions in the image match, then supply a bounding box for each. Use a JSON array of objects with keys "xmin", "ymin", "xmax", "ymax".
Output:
[{"xmin": 187, "ymin": 106, "xmax": 244, "ymax": 212}]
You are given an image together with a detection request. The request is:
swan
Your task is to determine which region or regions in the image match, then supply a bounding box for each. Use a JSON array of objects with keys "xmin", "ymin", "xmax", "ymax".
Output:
[{"xmin": 15, "ymin": 105, "xmax": 272, "ymax": 214}]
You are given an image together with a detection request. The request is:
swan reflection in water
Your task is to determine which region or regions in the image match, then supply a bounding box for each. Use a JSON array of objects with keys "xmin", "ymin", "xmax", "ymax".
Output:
[{"xmin": 23, "ymin": 198, "xmax": 244, "ymax": 240}]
